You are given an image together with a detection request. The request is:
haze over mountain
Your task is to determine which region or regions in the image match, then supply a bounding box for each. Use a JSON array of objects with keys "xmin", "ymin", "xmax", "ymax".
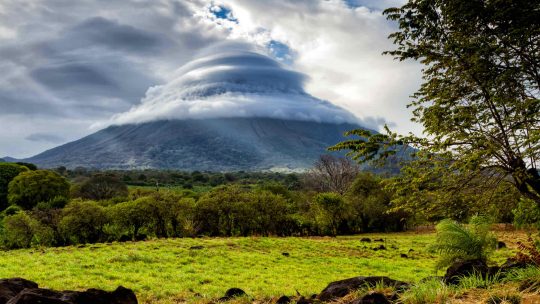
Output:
[{"xmin": 19, "ymin": 44, "xmax": 371, "ymax": 171}]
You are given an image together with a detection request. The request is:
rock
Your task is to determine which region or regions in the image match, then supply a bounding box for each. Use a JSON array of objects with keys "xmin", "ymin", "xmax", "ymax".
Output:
[
  {"xmin": 408, "ymin": 249, "xmax": 414, "ymax": 253},
  {"xmin": 374, "ymin": 239, "xmax": 384, "ymax": 242},
  {"xmin": 351, "ymin": 293, "xmax": 390, "ymax": 304},
  {"xmin": 373, "ymin": 245, "xmax": 386, "ymax": 251},
  {"xmin": 189, "ymin": 246, "xmax": 204, "ymax": 250},
  {"xmin": 400, "ymin": 254, "xmax": 408, "ymax": 258},
  {"xmin": 282, "ymin": 252, "xmax": 290, "ymax": 257},
  {"xmin": 0, "ymin": 278, "xmax": 137, "ymax": 304},
  {"xmin": 6, "ymin": 288, "xmax": 67, "ymax": 304},
  {"xmin": 360, "ymin": 238, "xmax": 372, "ymax": 243},
  {"xmin": 64, "ymin": 286, "xmax": 138, "ymax": 304},
  {"xmin": 219, "ymin": 288, "xmax": 246, "ymax": 301},
  {"xmin": 276, "ymin": 295, "xmax": 291, "ymax": 304},
  {"xmin": 443, "ymin": 259, "xmax": 489, "ymax": 285},
  {"xmin": 497, "ymin": 241, "xmax": 507, "ymax": 249},
  {"xmin": 0, "ymin": 278, "xmax": 39, "ymax": 304},
  {"xmin": 317, "ymin": 276, "xmax": 409, "ymax": 301}
]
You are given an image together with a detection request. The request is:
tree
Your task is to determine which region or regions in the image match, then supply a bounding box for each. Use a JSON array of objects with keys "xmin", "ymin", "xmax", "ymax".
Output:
[
  {"xmin": 314, "ymin": 192, "xmax": 347, "ymax": 236},
  {"xmin": 0, "ymin": 163, "xmax": 28, "ymax": 211},
  {"xmin": 77, "ymin": 174, "xmax": 128, "ymax": 200},
  {"xmin": 8, "ymin": 170, "xmax": 70, "ymax": 210},
  {"xmin": 331, "ymin": 0, "xmax": 540, "ymax": 207},
  {"xmin": 305, "ymin": 155, "xmax": 360, "ymax": 195}
]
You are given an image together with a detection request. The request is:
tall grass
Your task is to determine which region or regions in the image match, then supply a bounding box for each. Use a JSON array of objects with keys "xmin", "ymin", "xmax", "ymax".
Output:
[{"xmin": 398, "ymin": 278, "xmax": 453, "ymax": 304}]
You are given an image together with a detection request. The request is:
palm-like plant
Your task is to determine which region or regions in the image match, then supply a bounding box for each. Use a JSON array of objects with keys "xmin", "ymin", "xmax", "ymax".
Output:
[{"xmin": 431, "ymin": 216, "xmax": 497, "ymax": 269}]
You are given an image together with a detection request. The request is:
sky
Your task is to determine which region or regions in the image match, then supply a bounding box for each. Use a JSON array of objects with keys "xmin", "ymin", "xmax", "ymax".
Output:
[{"xmin": 0, "ymin": 0, "xmax": 422, "ymax": 158}]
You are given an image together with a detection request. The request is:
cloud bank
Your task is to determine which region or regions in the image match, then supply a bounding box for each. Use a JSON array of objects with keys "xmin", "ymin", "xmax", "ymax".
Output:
[{"xmin": 102, "ymin": 44, "xmax": 359, "ymax": 127}]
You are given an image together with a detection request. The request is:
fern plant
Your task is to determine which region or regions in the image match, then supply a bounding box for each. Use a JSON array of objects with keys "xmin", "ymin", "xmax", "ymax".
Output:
[{"xmin": 430, "ymin": 216, "xmax": 497, "ymax": 269}]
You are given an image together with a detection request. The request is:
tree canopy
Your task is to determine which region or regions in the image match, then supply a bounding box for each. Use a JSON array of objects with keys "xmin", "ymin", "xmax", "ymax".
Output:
[
  {"xmin": 0, "ymin": 163, "xmax": 29, "ymax": 211},
  {"xmin": 8, "ymin": 170, "xmax": 70, "ymax": 210},
  {"xmin": 331, "ymin": 0, "xmax": 540, "ymax": 211}
]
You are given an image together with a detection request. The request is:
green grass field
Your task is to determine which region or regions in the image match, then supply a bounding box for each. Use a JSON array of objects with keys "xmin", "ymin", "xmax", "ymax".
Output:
[{"xmin": 0, "ymin": 232, "xmax": 515, "ymax": 303}]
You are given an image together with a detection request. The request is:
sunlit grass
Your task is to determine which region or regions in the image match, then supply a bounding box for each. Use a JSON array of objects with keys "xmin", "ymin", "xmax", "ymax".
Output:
[{"xmin": 0, "ymin": 231, "xmax": 519, "ymax": 303}]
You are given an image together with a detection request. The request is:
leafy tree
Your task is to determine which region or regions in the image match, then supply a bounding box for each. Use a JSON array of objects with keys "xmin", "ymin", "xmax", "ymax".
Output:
[
  {"xmin": 0, "ymin": 163, "xmax": 28, "ymax": 211},
  {"xmin": 77, "ymin": 174, "xmax": 128, "ymax": 200},
  {"xmin": 314, "ymin": 192, "xmax": 347, "ymax": 236},
  {"xmin": 331, "ymin": 0, "xmax": 540, "ymax": 208},
  {"xmin": 346, "ymin": 173, "xmax": 407, "ymax": 232},
  {"xmin": 8, "ymin": 170, "xmax": 70, "ymax": 210}
]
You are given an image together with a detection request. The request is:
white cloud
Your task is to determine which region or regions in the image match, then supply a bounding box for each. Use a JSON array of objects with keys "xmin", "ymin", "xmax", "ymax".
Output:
[{"xmin": 98, "ymin": 45, "xmax": 360, "ymax": 128}]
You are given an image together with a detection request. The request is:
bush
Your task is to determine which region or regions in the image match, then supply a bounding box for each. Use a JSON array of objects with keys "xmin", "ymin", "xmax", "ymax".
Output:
[
  {"xmin": 314, "ymin": 192, "xmax": 347, "ymax": 236},
  {"xmin": 431, "ymin": 216, "xmax": 497, "ymax": 269},
  {"xmin": 59, "ymin": 201, "xmax": 109, "ymax": 244},
  {"xmin": 8, "ymin": 170, "xmax": 70, "ymax": 210},
  {"xmin": 1, "ymin": 212, "xmax": 35, "ymax": 248}
]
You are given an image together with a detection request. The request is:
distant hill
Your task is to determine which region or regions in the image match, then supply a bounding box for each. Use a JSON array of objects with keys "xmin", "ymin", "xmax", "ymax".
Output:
[{"xmin": 24, "ymin": 118, "xmax": 371, "ymax": 171}]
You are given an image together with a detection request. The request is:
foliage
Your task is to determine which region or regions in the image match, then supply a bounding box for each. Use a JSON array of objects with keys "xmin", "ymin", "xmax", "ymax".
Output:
[
  {"xmin": 346, "ymin": 173, "xmax": 407, "ymax": 232},
  {"xmin": 7, "ymin": 170, "xmax": 70, "ymax": 210},
  {"xmin": 512, "ymin": 198, "xmax": 540, "ymax": 230},
  {"xmin": 0, "ymin": 163, "xmax": 28, "ymax": 211},
  {"xmin": 0, "ymin": 212, "xmax": 55, "ymax": 248},
  {"xmin": 314, "ymin": 192, "xmax": 347, "ymax": 236},
  {"xmin": 330, "ymin": 0, "xmax": 540, "ymax": 212},
  {"xmin": 431, "ymin": 216, "xmax": 497, "ymax": 269},
  {"xmin": 77, "ymin": 174, "xmax": 129, "ymax": 200},
  {"xmin": 59, "ymin": 200, "xmax": 108, "ymax": 244},
  {"xmin": 514, "ymin": 236, "xmax": 540, "ymax": 266}
]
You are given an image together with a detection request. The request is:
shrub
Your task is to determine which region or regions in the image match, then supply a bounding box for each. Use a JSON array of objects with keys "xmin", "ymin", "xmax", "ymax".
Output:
[
  {"xmin": 314, "ymin": 192, "xmax": 347, "ymax": 236},
  {"xmin": 8, "ymin": 170, "xmax": 70, "ymax": 210},
  {"xmin": 430, "ymin": 216, "xmax": 497, "ymax": 269},
  {"xmin": 1, "ymin": 212, "xmax": 35, "ymax": 248},
  {"xmin": 59, "ymin": 201, "xmax": 109, "ymax": 244}
]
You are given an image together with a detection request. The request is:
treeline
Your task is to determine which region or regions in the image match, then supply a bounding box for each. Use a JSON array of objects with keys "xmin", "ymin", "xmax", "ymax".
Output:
[
  {"xmin": 0, "ymin": 155, "xmax": 528, "ymax": 249},
  {"xmin": 56, "ymin": 166, "xmax": 302, "ymax": 190}
]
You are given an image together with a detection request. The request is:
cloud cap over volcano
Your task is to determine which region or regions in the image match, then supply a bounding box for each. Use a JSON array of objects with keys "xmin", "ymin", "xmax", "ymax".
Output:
[{"xmin": 103, "ymin": 43, "xmax": 360, "ymax": 127}]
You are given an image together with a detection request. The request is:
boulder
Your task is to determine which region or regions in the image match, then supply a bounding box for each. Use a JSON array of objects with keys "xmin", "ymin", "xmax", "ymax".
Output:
[
  {"xmin": 317, "ymin": 276, "xmax": 408, "ymax": 301},
  {"xmin": 219, "ymin": 288, "xmax": 246, "ymax": 301},
  {"xmin": 0, "ymin": 278, "xmax": 137, "ymax": 304},
  {"xmin": 6, "ymin": 288, "xmax": 68, "ymax": 304},
  {"xmin": 360, "ymin": 238, "xmax": 372, "ymax": 243},
  {"xmin": 275, "ymin": 295, "xmax": 291, "ymax": 304},
  {"xmin": 0, "ymin": 278, "xmax": 39, "ymax": 304},
  {"xmin": 443, "ymin": 259, "xmax": 489, "ymax": 285},
  {"xmin": 351, "ymin": 293, "xmax": 390, "ymax": 304}
]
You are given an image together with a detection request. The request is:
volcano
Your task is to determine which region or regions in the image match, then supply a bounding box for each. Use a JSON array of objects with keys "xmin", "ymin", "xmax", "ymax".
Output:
[{"xmin": 21, "ymin": 45, "xmax": 375, "ymax": 171}]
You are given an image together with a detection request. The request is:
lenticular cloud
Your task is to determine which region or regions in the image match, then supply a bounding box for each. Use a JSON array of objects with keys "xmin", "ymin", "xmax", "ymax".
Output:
[{"xmin": 105, "ymin": 45, "xmax": 359, "ymax": 127}]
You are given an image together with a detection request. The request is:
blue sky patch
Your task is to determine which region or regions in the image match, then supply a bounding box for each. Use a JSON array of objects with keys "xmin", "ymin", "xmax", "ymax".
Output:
[
  {"xmin": 267, "ymin": 40, "xmax": 295, "ymax": 65},
  {"xmin": 210, "ymin": 5, "xmax": 238, "ymax": 23}
]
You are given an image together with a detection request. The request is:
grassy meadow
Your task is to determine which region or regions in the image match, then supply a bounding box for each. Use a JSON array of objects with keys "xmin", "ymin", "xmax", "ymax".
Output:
[{"xmin": 0, "ymin": 231, "xmax": 521, "ymax": 304}]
